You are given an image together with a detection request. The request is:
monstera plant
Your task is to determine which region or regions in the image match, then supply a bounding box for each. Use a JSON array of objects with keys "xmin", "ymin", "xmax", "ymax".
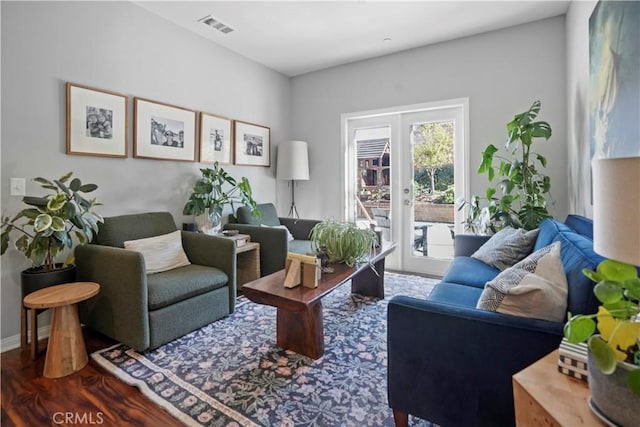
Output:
[
  {"xmin": 1, "ymin": 172, "xmax": 103, "ymax": 272},
  {"xmin": 460, "ymin": 100, "xmax": 553, "ymax": 233}
]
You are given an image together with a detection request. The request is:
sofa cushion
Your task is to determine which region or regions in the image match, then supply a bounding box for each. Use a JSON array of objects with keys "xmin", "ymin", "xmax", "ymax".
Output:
[
  {"xmin": 261, "ymin": 224, "xmax": 294, "ymax": 241},
  {"xmin": 124, "ymin": 230, "xmax": 191, "ymax": 274},
  {"xmin": 533, "ymin": 218, "xmax": 574, "ymax": 251},
  {"xmin": 565, "ymin": 214, "xmax": 594, "ymax": 239},
  {"xmin": 553, "ymin": 231, "xmax": 604, "ymax": 315},
  {"xmin": 147, "ymin": 264, "xmax": 229, "ymax": 310},
  {"xmin": 476, "ymin": 242, "xmax": 568, "ymax": 322},
  {"xmin": 441, "ymin": 257, "xmax": 500, "ymax": 289},
  {"xmin": 97, "ymin": 212, "xmax": 177, "ymax": 247},
  {"xmin": 236, "ymin": 203, "xmax": 280, "ymax": 226},
  {"xmin": 471, "ymin": 226, "xmax": 539, "ymax": 270},
  {"xmin": 288, "ymin": 239, "xmax": 313, "ymax": 255},
  {"xmin": 427, "ymin": 282, "xmax": 484, "ymax": 308}
]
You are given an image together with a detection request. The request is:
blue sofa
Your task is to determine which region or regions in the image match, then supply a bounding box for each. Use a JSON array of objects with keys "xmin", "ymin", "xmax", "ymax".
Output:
[{"xmin": 387, "ymin": 215, "xmax": 603, "ymax": 427}]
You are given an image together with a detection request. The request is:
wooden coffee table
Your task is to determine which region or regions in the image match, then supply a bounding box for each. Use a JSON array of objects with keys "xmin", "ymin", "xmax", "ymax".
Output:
[
  {"xmin": 22, "ymin": 282, "xmax": 100, "ymax": 378},
  {"xmin": 241, "ymin": 242, "xmax": 397, "ymax": 359}
]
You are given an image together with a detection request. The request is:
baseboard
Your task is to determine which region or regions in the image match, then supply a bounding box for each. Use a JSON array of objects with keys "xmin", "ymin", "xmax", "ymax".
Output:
[{"xmin": 0, "ymin": 325, "xmax": 51, "ymax": 353}]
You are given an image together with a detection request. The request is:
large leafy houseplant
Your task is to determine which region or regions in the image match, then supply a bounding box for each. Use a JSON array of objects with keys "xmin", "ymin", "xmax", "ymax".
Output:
[
  {"xmin": 564, "ymin": 259, "xmax": 640, "ymax": 396},
  {"xmin": 310, "ymin": 219, "xmax": 377, "ymax": 267},
  {"xmin": 183, "ymin": 162, "xmax": 259, "ymax": 233},
  {"xmin": 1, "ymin": 172, "xmax": 103, "ymax": 272},
  {"xmin": 459, "ymin": 100, "xmax": 553, "ymax": 233}
]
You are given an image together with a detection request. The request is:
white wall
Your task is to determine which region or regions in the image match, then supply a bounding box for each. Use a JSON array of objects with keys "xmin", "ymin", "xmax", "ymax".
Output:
[
  {"xmin": 0, "ymin": 1, "xmax": 291, "ymax": 341},
  {"xmin": 290, "ymin": 16, "xmax": 568, "ymax": 223},
  {"xmin": 565, "ymin": 1, "xmax": 598, "ymax": 217}
]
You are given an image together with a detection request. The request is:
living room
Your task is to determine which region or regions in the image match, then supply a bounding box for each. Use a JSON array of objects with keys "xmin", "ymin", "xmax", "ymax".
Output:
[{"xmin": 2, "ymin": 1, "xmax": 638, "ymax": 426}]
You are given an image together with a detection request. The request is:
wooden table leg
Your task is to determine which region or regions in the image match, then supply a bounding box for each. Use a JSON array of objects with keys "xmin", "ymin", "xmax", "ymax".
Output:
[
  {"xmin": 30, "ymin": 308, "xmax": 38, "ymax": 360},
  {"xmin": 351, "ymin": 257, "xmax": 386, "ymax": 298},
  {"xmin": 43, "ymin": 303, "xmax": 88, "ymax": 378},
  {"xmin": 276, "ymin": 302, "xmax": 324, "ymax": 359}
]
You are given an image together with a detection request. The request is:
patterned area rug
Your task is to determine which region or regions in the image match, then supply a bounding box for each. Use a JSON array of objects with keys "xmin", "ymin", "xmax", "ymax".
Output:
[{"xmin": 92, "ymin": 272, "xmax": 437, "ymax": 426}]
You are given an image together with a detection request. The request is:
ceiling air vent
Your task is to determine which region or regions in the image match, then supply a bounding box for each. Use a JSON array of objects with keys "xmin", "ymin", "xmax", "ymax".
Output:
[{"xmin": 198, "ymin": 15, "xmax": 234, "ymax": 34}]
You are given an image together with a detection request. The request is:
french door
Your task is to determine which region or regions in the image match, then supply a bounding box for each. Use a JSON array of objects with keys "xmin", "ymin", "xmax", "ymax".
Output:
[{"xmin": 344, "ymin": 99, "xmax": 468, "ymax": 276}]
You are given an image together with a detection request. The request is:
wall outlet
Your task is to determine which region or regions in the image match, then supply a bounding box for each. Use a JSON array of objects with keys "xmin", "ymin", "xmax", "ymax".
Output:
[{"xmin": 10, "ymin": 178, "xmax": 26, "ymax": 196}]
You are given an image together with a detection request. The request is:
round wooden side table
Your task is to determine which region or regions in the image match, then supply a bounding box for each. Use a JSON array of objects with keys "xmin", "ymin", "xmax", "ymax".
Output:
[{"xmin": 23, "ymin": 282, "xmax": 100, "ymax": 378}]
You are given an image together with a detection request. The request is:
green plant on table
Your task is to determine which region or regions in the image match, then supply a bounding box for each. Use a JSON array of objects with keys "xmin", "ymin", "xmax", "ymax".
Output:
[
  {"xmin": 1, "ymin": 172, "xmax": 103, "ymax": 272},
  {"xmin": 460, "ymin": 100, "xmax": 554, "ymax": 232},
  {"xmin": 310, "ymin": 219, "xmax": 377, "ymax": 267},
  {"xmin": 564, "ymin": 259, "xmax": 640, "ymax": 396},
  {"xmin": 183, "ymin": 162, "xmax": 260, "ymax": 230}
]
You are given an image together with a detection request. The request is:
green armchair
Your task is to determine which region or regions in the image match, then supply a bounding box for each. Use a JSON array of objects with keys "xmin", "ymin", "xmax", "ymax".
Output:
[
  {"xmin": 75, "ymin": 212, "xmax": 236, "ymax": 352},
  {"xmin": 223, "ymin": 203, "xmax": 321, "ymax": 276}
]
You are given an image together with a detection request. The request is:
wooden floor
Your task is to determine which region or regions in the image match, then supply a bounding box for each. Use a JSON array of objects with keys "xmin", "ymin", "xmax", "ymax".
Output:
[{"xmin": 1, "ymin": 329, "xmax": 181, "ymax": 427}]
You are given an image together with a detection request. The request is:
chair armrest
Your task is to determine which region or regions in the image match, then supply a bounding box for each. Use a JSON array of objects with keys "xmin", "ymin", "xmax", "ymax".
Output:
[
  {"xmin": 454, "ymin": 234, "xmax": 491, "ymax": 257},
  {"xmin": 75, "ymin": 244, "xmax": 150, "ymax": 351},
  {"xmin": 181, "ymin": 231, "xmax": 237, "ymax": 310},
  {"xmin": 278, "ymin": 217, "xmax": 322, "ymax": 240},
  {"xmin": 223, "ymin": 224, "xmax": 288, "ymax": 276},
  {"xmin": 387, "ymin": 295, "xmax": 563, "ymax": 426}
]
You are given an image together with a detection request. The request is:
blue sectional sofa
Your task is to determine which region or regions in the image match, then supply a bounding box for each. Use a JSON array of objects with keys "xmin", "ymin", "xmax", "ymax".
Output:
[{"xmin": 387, "ymin": 215, "xmax": 603, "ymax": 427}]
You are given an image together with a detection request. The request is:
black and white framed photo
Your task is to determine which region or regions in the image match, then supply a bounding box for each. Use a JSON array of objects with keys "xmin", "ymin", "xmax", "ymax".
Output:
[
  {"xmin": 234, "ymin": 120, "xmax": 270, "ymax": 167},
  {"xmin": 199, "ymin": 112, "xmax": 233, "ymax": 164},
  {"xmin": 134, "ymin": 98, "xmax": 196, "ymax": 162},
  {"xmin": 66, "ymin": 83, "xmax": 128, "ymax": 158}
]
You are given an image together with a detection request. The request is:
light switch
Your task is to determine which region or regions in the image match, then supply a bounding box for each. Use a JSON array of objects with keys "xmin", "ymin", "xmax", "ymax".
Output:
[{"xmin": 10, "ymin": 178, "xmax": 26, "ymax": 196}]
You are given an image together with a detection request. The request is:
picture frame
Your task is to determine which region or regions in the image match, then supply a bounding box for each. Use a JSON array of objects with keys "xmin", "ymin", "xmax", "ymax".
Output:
[
  {"xmin": 134, "ymin": 97, "xmax": 196, "ymax": 162},
  {"xmin": 199, "ymin": 112, "xmax": 233, "ymax": 164},
  {"xmin": 234, "ymin": 120, "xmax": 270, "ymax": 167},
  {"xmin": 66, "ymin": 83, "xmax": 128, "ymax": 158}
]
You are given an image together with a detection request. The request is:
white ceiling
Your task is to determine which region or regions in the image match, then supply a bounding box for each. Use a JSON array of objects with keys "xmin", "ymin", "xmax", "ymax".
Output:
[{"xmin": 135, "ymin": 1, "xmax": 570, "ymax": 77}]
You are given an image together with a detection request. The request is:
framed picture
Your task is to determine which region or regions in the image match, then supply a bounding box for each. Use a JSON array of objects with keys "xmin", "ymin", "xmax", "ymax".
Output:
[
  {"xmin": 134, "ymin": 97, "xmax": 196, "ymax": 162},
  {"xmin": 66, "ymin": 83, "xmax": 128, "ymax": 158},
  {"xmin": 234, "ymin": 120, "xmax": 270, "ymax": 167},
  {"xmin": 199, "ymin": 112, "xmax": 233, "ymax": 164}
]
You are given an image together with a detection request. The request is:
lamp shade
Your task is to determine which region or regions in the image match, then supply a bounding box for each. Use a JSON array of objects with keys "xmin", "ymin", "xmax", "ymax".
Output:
[
  {"xmin": 592, "ymin": 156, "xmax": 640, "ymax": 265},
  {"xmin": 276, "ymin": 140, "xmax": 309, "ymax": 181}
]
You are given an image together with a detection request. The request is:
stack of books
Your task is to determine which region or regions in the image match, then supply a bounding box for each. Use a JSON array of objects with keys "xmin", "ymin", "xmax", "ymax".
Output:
[{"xmin": 557, "ymin": 338, "xmax": 588, "ymax": 382}]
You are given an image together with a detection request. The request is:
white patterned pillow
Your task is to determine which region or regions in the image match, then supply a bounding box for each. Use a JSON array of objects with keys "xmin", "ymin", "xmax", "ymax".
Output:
[
  {"xmin": 476, "ymin": 242, "xmax": 567, "ymax": 322},
  {"xmin": 471, "ymin": 226, "xmax": 539, "ymax": 270},
  {"xmin": 124, "ymin": 230, "xmax": 191, "ymax": 274}
]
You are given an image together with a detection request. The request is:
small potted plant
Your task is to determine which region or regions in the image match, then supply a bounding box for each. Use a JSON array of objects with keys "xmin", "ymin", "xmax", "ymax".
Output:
[
  {"xmin": 1, "ymin": 172, "xmax": 103, "ymax": 290},
  {"xmin": 564, "ymin": 259, "xmax": 640, "ymax": 425},
  {"xmin": 310, "ymin": 219, "xmax": 377, "ymax": 268},
  {"xmin": 183, "ymin": 162, "xmax": 260, "ymax": 235}
]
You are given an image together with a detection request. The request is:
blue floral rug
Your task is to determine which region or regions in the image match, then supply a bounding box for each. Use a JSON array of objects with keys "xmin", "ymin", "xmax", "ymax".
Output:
[{"xmin": 92, "ymin": 272, "xmax": 437, "ymax": 426}]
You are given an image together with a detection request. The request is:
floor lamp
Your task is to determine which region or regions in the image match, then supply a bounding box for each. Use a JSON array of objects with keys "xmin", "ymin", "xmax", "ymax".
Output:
[{"xmin": 277, "ymin": 140, "xmax": 310, "ymax": 218}]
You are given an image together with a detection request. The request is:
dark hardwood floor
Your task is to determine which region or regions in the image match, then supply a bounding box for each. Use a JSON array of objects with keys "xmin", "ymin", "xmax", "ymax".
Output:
[{"xmin": 1, "ymin": 329, "xmax": 181, "ymax": 427}]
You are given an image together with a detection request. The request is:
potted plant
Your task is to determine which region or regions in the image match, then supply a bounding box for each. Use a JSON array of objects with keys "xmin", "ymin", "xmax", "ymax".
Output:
[
  {"xmin": 310, "ymin": 219, "xmax": 377, "ymax": 267},
  {"xmin": 564, "ymin": 259, "xmax": 640, "ymax": 426},
  {"xmin": 183, "ymin": 162, "xmax": 260, "ymax": 235},
  {"xmin": 1, "ymin": 172, "xmax": 103, "ymax": 291},
  {"xmin": 459, "ymin": 100, "xmax": 553, "ymax": 233}
]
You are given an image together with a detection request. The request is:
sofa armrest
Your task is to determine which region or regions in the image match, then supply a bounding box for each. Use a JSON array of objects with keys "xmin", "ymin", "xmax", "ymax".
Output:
[
  {"xmin": 387, "ymin": 295, "xmax": 563, "ymax": 426},
  {"xmin": 75, "ymin": 244, "xmax": 150, "ymax": 351},
  {"xmin": 181, "ymin": 231, "xmax": 237, "ymax": 311},
  {"xmin": 223, "ymin": 224, "xmax": 288, "ymax": 276},
  {"xmin": 278, "ymin": 217, "xmax": 322, "ymax": 240},
  {"xmin": 454, "ymin": 234, "xmax": 492, "ymax": 257}
]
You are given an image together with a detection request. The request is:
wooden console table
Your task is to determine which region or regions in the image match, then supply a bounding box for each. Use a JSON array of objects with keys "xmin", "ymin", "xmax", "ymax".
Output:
[{"xmin": 513, "ymin": 350, "xmax": 603, "ymax": 426}]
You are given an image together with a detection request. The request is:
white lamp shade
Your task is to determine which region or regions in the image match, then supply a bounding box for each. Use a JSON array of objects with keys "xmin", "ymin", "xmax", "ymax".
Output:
[
  {"xmin": 277, "ymin": 140, "xmax": 309, "ymax": 181},
  {"xmin": 592, "ymin": 156, "xmax": 640, "ymax": 265}
]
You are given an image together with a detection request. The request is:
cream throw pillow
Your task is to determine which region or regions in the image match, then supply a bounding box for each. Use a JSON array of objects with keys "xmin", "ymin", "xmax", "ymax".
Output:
[
  {"xmin": 476, "ymin": 242, "xmax": 568, "ymax": 322},
  {"xmin": 124, "ymin": 230, "xmax": 191, "ymax": 274}
]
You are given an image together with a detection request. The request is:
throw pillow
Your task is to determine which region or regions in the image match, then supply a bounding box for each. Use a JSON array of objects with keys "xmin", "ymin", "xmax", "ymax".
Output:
[
  {"xmin": 471, "ymin": 226, "xmax": 539, "ymax": 270},
  {"xmin": 261, "ymin": 224, "xmax": 294, "ymax": 241},
  {"xmin": 124, "ymin": 230, "xmax": 191, "ymax": 274},
  {"xmin": 476, "ymin": 242, "xmax": 568, "ymax": 322}
]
